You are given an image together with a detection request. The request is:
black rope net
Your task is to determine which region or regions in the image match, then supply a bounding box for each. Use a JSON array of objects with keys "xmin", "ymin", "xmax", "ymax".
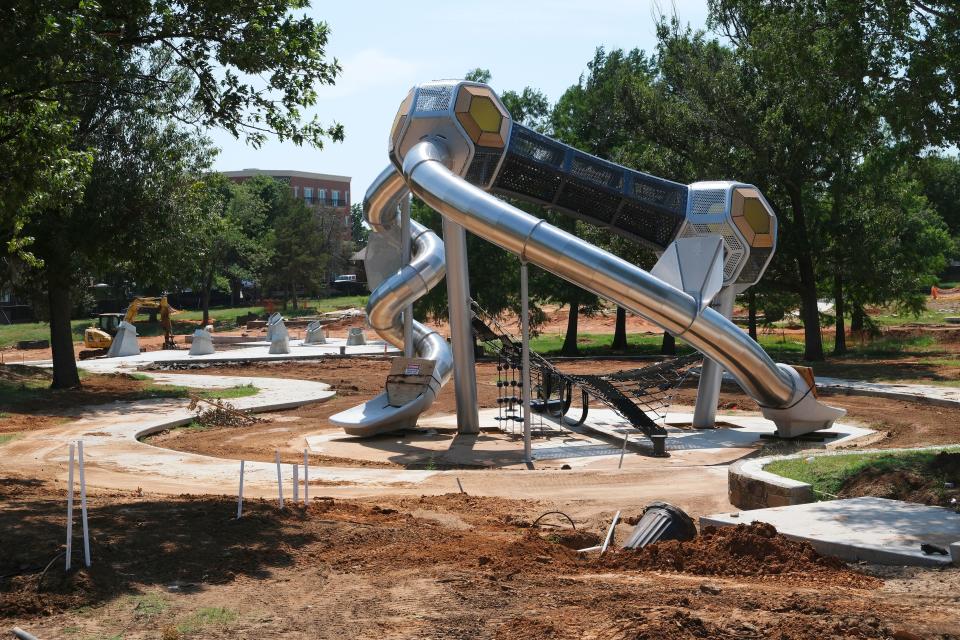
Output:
[{"xmin": 471, "ymin": 301, "xmax": 703, "ymax": 440}]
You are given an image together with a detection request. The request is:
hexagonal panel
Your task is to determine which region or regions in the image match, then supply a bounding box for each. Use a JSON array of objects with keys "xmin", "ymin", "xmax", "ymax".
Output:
[
  {"xmin": 732, "ymin": 188, "xmax": 774, "ymax": 248},
  {"xmin": 390, "ymin": 89, "xmax": 414, "ymax": 152},
  {"xmin": 455, "ymin": 85, "xmax": 508, "ymax": 148}
]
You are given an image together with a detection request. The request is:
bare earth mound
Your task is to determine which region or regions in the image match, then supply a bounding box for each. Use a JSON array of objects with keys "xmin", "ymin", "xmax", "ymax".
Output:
[{"xmin": 600, "ymin": 522, "xmax": 878, "ymax": 588}]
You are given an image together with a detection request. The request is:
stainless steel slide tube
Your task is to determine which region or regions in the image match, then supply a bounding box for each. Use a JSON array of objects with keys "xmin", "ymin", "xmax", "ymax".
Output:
[
  {"xmin": 362, "ymin": 165, "xmax": 452, "ymax": 393},
  {"xmin": 403, "ymin": 140, "xmax": 797, "ymax": 409}
]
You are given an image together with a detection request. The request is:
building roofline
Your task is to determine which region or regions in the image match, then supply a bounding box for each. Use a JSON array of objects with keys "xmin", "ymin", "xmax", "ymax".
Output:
[{"xmin": 221, "ymin": 169, "xmax": 351, "ymax": 183}]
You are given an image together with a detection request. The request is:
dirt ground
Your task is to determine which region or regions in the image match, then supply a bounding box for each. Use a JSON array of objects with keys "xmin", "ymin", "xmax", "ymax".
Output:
[
  {"xmin": 2, "ymin": 475, "xmax": 958, "ymax": 639},
  {"xmin": 0, "ymin": 366, "xmax": 185, "ymax": 436},
  {"xmin": 131, "ymin": 358, "xmax": 960, "ymax": 469}
]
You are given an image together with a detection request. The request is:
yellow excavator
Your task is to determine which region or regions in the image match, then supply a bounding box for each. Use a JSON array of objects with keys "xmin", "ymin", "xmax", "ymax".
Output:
[{"xmin": 81, "ymin": 296, "xmax": 180, "ymax": 358}]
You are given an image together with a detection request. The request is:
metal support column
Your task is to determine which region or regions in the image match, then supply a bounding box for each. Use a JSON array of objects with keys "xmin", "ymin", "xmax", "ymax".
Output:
[
  {"xmin": 520, "ymin": 262, "xmax": 532, "ymax": 462},
  {"xmin": 692, "ymin": 286, "xmax": 737, "ymax": 428},
  {"xmin": 441, "ymin": 217, "xmax": 480, "ymax": 434},
  {"xmin": 400, "ymin": 194, "xmax": 413, "ymax": 357}
]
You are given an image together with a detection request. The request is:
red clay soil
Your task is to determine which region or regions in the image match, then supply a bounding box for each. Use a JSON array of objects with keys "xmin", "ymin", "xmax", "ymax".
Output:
[
  {"xmin": 600, "ymin": 522, "xmax": 877, "ymax": 588},
  {"xmin": 5, "ymin": 478, "xmax": 958, "ymax": 639},
  {"xmin": 0, "ymin": 366, "xmax": 182, "ymax": 435},
  {"xmin": 672, "ymin": 386, "xmax": 960, "ymax": 449},
  {"xmin": 836, "ymin": 451, "xmax": 960, "ymax": 507}
]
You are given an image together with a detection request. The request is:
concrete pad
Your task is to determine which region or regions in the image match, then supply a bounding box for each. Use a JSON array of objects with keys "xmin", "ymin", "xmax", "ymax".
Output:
[
  {"xmin": 565, "ymin": 407, "xmax": 872, "ymax": 454},
  {"xmin": 308, "ymin": 407, "xmax": 872, "ymax": 471},
  {"xmin": 56, "ymin": 339, "xmax": 400, "ymax": 374},
  {"xmin": 701, "ymin": 497, "xmax": 960, "ymax": 566}
]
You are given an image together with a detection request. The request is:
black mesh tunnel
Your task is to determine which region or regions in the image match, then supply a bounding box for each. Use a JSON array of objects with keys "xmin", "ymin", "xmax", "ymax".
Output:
[{"xmin": 487, "ymin": 124, "xmax": 689, "ymax": 251}]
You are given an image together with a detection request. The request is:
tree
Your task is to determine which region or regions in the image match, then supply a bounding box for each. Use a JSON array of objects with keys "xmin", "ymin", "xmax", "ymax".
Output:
[
  {"xmin": 22, "ymin": 97, "xmax": 213, "ymax": 388},
  {"xmin": 914, "ymin": 155, "xmax": 960, "ymax": 240},
  {"xmin": 700, "ymin": 0, "xmax": 960, "ymax": 358},
  {"xmin": 350, "ymin": 203, "xmax": 370, "ymax": 245},
  {"xmin": 266, "ymin": 197, "xmax": 339, "ymax": 310},
  {"xmin": 1, "ymin": 2, "xmax": 343, "ymax": 388},
  {"xmin": 188, "ymin": 174, "xmax": 272, "ymax": 326}
]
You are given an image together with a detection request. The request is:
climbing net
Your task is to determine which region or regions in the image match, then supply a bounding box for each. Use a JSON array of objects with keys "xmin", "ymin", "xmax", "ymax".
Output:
[{"xmin": 471, "ymin": 301, "xmax": 703, "ymax": 440}]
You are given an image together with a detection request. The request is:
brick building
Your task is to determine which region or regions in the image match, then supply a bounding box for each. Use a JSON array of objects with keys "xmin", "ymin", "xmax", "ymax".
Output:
[
  {"xmin": 222, "ymin": 168, "xmax": 356, "ymax": 285},
  {"xmin": 222, "ymin": 167, "xmax": 352, "ymax": 218}
]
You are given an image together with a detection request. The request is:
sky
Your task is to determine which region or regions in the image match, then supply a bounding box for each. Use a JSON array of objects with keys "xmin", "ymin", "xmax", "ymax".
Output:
[{"xmin": 208, "ymin": 0, "xmax": 710, "ymax": 199}]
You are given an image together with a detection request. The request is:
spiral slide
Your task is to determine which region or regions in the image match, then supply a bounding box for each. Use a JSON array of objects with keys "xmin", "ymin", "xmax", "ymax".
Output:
[{"xmin": 331, "ymin": 80, "xmax": 845, "ymax": 438}]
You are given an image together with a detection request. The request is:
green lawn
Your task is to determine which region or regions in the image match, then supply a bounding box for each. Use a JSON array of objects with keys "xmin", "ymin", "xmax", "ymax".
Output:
[
  {"xmin": 0, "ymin": 295, "xmax": 369, "ymax": 348},
  {"xmin": 766, "ymin": 447, "xmax": 960, "ymax": 500},
  {"xmin": 0, "ymin": 373, "xmax": 257, "ymax": 407}
]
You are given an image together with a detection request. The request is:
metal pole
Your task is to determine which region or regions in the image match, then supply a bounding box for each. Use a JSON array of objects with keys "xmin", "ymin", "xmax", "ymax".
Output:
[
  {"xmin": 303, "ymin": 449, "xmax": 309, "ymax": 504},
  {"xmin": 77, "ymin": 441, "xmax": 90, "ymax": 568},
  {"xmin": 692, "ymin": 286, "xmax": 737, "ymax": 428},
  {"xmin": 520, "ymin": 262, "xmax": 532, "ymax": 462},
  {"xmin": 236, "ymin": 460, "xmax": 244, "ymax": 519},
  {"xmin": 441, "ymin": 217, "xmax": 480, "ymax": 434},
  {"xmin": 65, "ymin": 443, "xmax": 74, "ymax": 572},
  {"xmin": 400, "ymin": 193, "xmax": 414, "ymax": 358}
]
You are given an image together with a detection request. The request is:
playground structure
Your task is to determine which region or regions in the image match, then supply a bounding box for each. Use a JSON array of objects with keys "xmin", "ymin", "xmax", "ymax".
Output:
[{"xmin": 332, "ymin": 79, "xmax": 846, "ymax": 447}]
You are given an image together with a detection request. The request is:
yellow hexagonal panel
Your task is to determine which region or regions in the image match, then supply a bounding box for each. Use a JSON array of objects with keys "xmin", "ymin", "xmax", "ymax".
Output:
[
  {"xmin": 469, "ymin": 96, "xmax": 502, "ymax": 132},
  {"xmin": 732, "ymin": 188, "xmax": 774, "ymax": 248},
  {"xmin": 455, "ymin": 84, "xmax": 508, "ymax": 148}
]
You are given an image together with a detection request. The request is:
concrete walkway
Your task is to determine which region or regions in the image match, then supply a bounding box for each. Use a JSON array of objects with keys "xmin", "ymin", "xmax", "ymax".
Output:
[
  {"xmin": 703, "ymin": 497, "xmax": 960, "ymax": 566},
  {"xmin": 817, "ymin": 376, "xmax": 960, "ymax": 408},
  {"xmin": 1, "ymin": 358, "xmax": 952, "ymax": 509}
]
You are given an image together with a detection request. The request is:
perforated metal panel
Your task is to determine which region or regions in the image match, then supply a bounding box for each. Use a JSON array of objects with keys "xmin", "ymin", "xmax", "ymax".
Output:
[
  {"xmin": 679, "ymin": 222, "xmax": 745, "ymax": 282},
  {"xmin": 490, "ymin": 124, "xmax": 688, "ymax": 250},
  {"xmin": 464, "ymin": 147, "xmax": 505, "ymax": 187},
  {"xmin": 414, "ymin": 84, "xmax": 453, "ymax": 112},
  {"xmin": 571, "ymin": 155, "xmax": 623, "ymax": 189},
  {"xmin": 736, "ymin": 247, "xmax": 772, "ymax": 285},
  {"xmin": 690, "ymin": 189, "xmax": 727, "ymax": 215}
]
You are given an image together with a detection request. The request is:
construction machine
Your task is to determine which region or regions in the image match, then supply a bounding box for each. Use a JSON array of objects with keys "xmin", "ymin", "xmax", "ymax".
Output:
[{"xmin": 81, "ymin": 296, "xmax": 179, "ymax": 358}]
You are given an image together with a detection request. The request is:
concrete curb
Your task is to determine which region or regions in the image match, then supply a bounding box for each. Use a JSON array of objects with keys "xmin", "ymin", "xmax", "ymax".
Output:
[{"xmin": 730, "ymin": 445, "xmax": 960, "ymax": 510}]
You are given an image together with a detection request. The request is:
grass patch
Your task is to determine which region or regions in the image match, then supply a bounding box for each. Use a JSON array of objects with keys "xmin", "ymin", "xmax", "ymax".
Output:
[
  {"xmin": 0, "ymin": 433, "xmax": 19, "ymax": 445},
  {"xmin": 142, "ymin": 382, "xmax": 258, "ymax": 401},
  {"xmin": 0, "ymin": 294, "xmax": 369, "ymax": 347},
  {"xmin": 126, "ymin": 592, "xmax": 169, "ymax": 617},
  {"xmin": 175, "ymin": 607, "xmax": 238, "ymax": 635},
  {"xmin": 765, "ymin": 447, "xmax": 960, "ymax": 499}
]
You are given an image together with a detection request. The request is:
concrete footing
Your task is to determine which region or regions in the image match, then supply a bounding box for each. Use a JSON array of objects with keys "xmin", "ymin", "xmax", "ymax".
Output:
[
  {"xmin": 703, "ymin": 497, "xmax": 960, "ymax": 567},
  {"xmin": 188, "ymin": 329, "xmax": 215, "ymax": 356}
]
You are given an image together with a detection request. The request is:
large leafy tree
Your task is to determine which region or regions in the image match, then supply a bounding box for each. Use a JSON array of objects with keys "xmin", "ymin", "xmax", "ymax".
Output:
[
  {"xmin": 1, "ymin": 1, "xmax": 342, "ymax": 388},
  {"xmin": 187, "ymin": 174, "xmax": 273, "ymax": 326},
  {"xmin": 699, "ymin": 0, "xmax": 959, "ymax": 358}
]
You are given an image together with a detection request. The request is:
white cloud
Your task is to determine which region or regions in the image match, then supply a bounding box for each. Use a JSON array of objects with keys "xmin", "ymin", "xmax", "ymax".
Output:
[{"xmin": 319, "ymin": 49, "xmax": 420, "ymax": 99}]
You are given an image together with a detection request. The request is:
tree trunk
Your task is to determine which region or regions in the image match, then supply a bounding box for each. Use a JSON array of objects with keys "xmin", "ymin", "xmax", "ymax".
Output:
[
  {"xmin": 612, "ymin": 306, "xmax": 627, "ymax": 352},
  {"xmin": 851, "ymin": 304, "xmax": 865, "ymax": 333},
  {"xmin": 201, "ymin": 272, "xmax": 213, "ymax": 327},
  {"xmin": 788, "ymin": 186, "xmax": 824, "ymax": 361},
  {"xmin": 291, "ymin": 279, "xmax": 299, "ymax": 311},
  {"xmin": 49, "ymin": 282, "xmax": 80, "ymax": 389},
  {"xmin": 661, "ymin": 332, "xmax": 676, "ymax": 356},
  {"xmin": 560, "ymin": 301, "xmax": 579, "ymax": 356},
  {"xmin": 833, "ymin": 271, "xmax": 846, "ymax": 355},
  {"xmin": 747, "ymin": 290, "xmax": 758, "ymax": 341}
]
